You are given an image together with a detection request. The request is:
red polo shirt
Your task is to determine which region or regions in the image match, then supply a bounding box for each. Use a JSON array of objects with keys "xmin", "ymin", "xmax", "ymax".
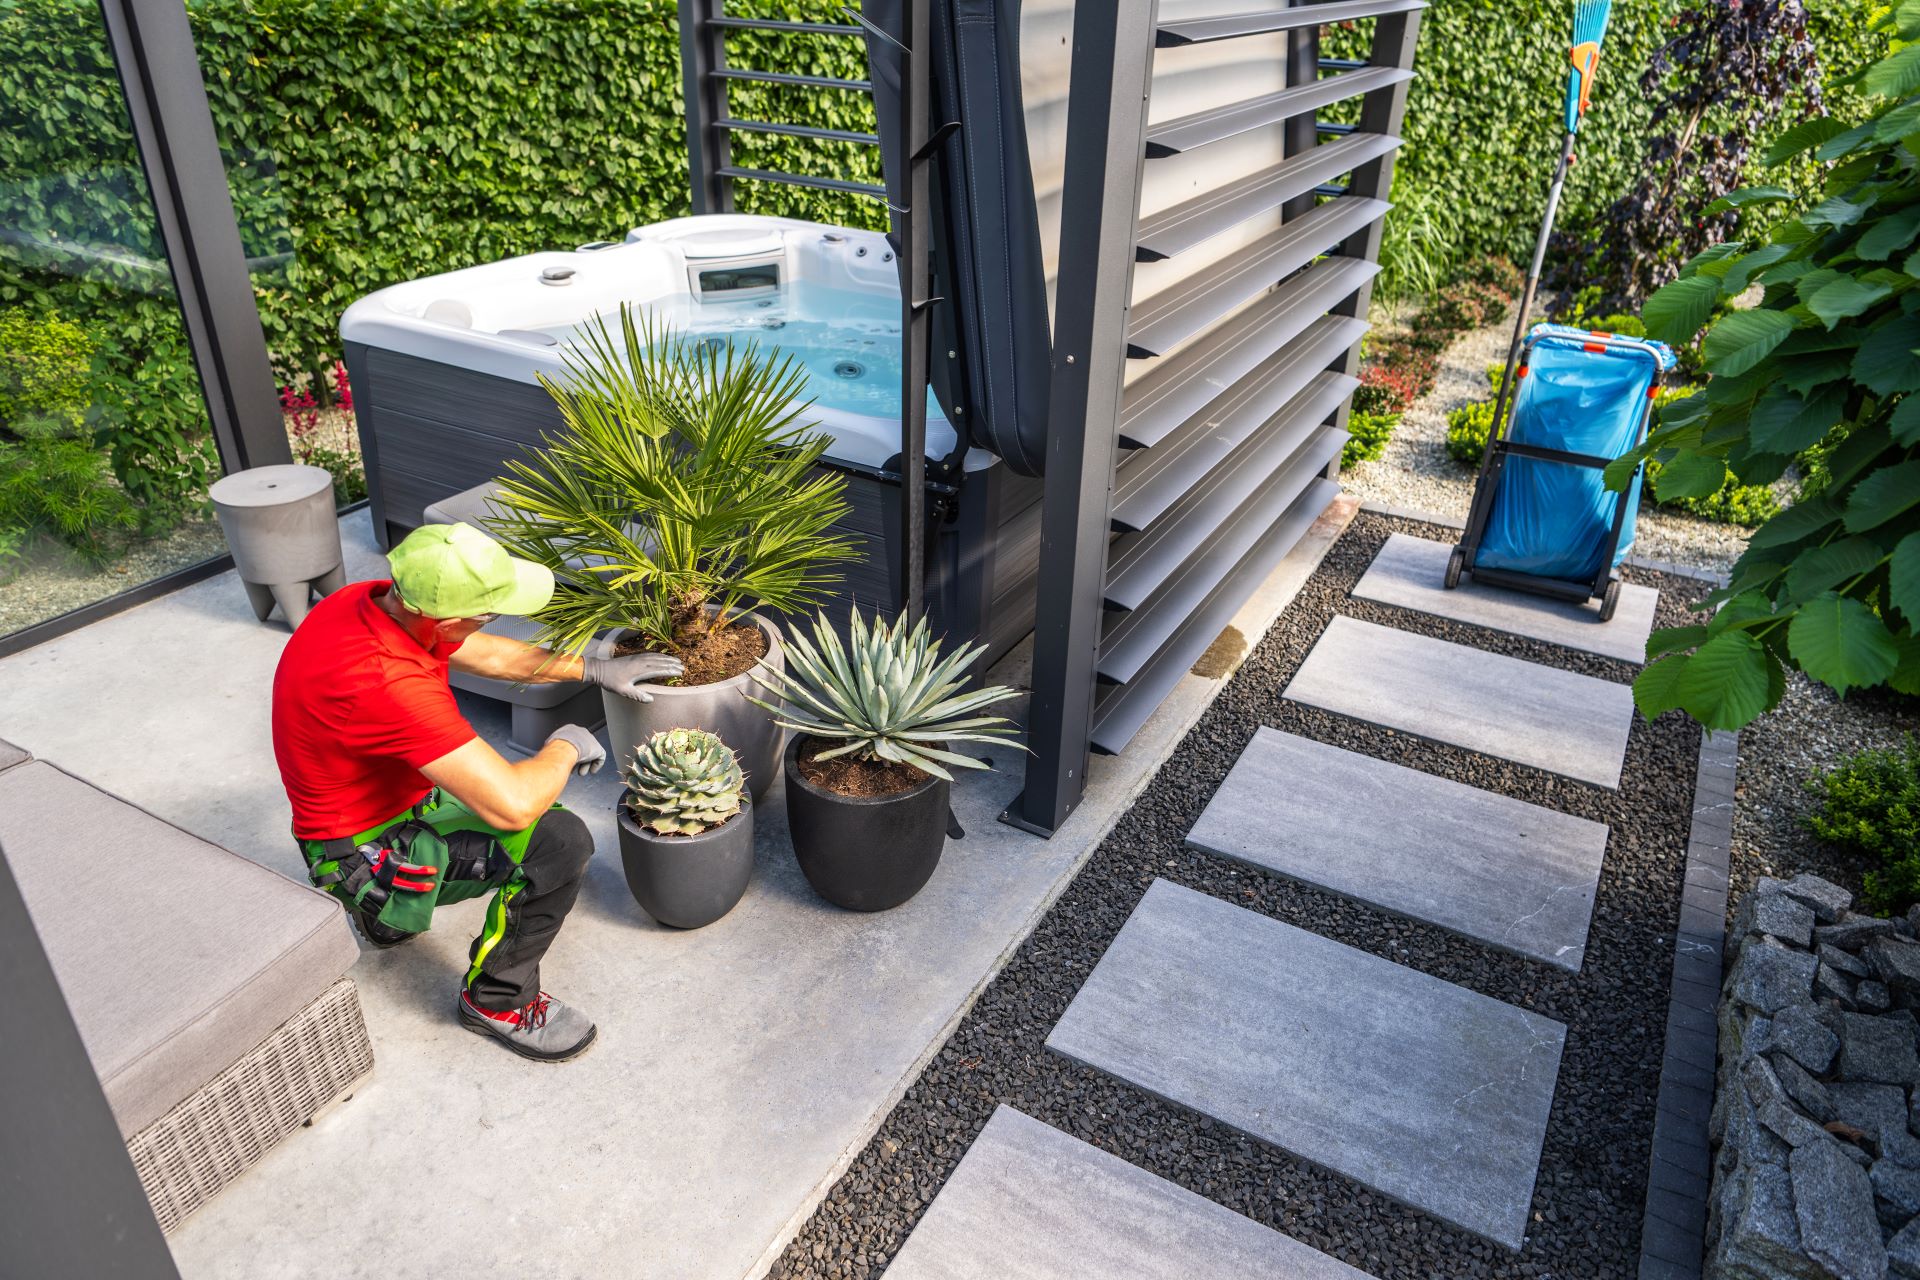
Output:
[{"xmin": 272, "ymin": 580, "xmax": 477, "ymax": 839}]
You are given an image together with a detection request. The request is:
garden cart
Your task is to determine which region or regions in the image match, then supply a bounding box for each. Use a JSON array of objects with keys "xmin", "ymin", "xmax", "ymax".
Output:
[
  {"xmin": 1447, "ymin": 325, "xmax": 1676, "ymax": 621},
  {"xmin": 1445, "ymin": 0, "xmax": 1677, "ymax": 621}
]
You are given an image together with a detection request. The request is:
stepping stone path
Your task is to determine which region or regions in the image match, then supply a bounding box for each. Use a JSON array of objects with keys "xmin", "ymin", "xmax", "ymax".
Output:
[
  {"xmin": 1352, "ymin": 533, "xmax": 1659, "ymax": 663},
  {"xmin": 1187, "ymin": 727, "xmax": 1606, "ymax": 970},
  {"xmin": 885, "ymin": 1106, "xmax": 1368, "ymax": 1280},
  {"xmin": 888, "ymin": 534, "xmax": 1653, "ymax": 1267},
  {"xmin": 1284, "ymin": 615, "xmax": 1636, "ymax": 788},
  {"xmin": 1047, "ymin": 880, "xmax": 1566, "ymax": 1251}
]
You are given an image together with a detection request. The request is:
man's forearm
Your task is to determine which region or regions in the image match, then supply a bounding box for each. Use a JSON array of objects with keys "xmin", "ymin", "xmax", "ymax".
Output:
[{"xmin": 450, "ymin": 632, "xmax": 583, "ymax": 684}]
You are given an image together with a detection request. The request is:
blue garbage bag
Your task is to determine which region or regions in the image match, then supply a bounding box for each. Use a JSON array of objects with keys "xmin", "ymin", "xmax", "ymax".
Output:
[{"xmin": 1477, "ymin": 324, "xmax": 1677, "ymax": 585}]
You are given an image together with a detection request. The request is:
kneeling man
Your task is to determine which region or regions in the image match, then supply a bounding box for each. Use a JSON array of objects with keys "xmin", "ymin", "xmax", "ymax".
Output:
[{"xmin": 271, "ymin": 523, "xmax": 677, "ymax": 1061}]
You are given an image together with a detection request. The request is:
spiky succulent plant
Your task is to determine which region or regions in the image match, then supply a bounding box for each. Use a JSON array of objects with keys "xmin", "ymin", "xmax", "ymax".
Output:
[
  {"xmin": 747, "ymin": 608, "xmax": 1021, "ymax": 781},
  {"xmin": 623, "ymin": 729, "xmax": 746, "ymax": 836}
]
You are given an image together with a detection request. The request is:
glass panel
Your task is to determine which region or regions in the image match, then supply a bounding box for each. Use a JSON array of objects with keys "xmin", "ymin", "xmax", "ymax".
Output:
[{"xmin": 0, "ymin": 2, "xmax": 226, "ymax": 639}]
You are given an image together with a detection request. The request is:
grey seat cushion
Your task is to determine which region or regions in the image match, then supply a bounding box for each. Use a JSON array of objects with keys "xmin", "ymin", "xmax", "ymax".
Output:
[
  {"xmin": 423, "ymin": 481, "xmax": 505, "ymax": 528},
  {"xmin": 0, "ymin": 762, "xmax": 358, "ymax": 1137},
  {"xmin": 0, "ymin": 736, "xmax": 29, "ymax": 773}
]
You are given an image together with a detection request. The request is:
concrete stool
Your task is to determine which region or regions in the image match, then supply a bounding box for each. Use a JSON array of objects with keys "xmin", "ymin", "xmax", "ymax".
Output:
[{"xmin": 209, "ymin": 465, "xmax": 345, "ymax": 629}]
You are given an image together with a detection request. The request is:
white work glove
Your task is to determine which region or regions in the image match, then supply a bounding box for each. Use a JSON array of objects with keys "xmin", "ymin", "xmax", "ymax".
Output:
[
  {"xmin": 545, "ymin": 724, "xmax": 607, "ymax": 776},
  {"xmin": 581, "ymin": 636, "xmax": 684, "ymax": 703}
]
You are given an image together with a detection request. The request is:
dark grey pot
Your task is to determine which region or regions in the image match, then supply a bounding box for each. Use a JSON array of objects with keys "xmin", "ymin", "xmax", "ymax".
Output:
[
  {"xmin": 616, "ymin": 798, "xmax": 755, "ymax": 930},
  {"xmin": 601, "ymin": 613, "xmax": 785, "ymax": 801},
  {"xmin": 783, "ymin": 737, "xmax": 950, "ymax": 912}
]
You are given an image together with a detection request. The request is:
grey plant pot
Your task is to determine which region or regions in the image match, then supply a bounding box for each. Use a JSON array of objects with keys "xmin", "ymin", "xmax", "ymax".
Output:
[
  {"xmin": 600, "ymin": 613, "xmax": 786, "ymax": 801},
  {"xmin": 617, "ymin": 798, "xmax": 755, "ymax": 929},
  {"xmin": 208, "ymin": 464, "xmax": 345, "ymax": 628}
]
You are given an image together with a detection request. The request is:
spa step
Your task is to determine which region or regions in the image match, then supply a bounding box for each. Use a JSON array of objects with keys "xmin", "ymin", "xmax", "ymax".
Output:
[
  {"xmin": 1187, "ymin": 728, "xmax": 1608, "ymax": 970},
  {"xmin": 1105, "ymin": 413, "xmax": 1343, "ymax": 611},
  {"xmin": 884, "ymin": 1106, "xmax": 1369, "ymax": 1280},
  {"xmin": 1126, "ymin": 200, "xmax": 1388, "ymax": 357},
  {"xmin": 1111, "ymin": 365, "xmax": 1356, "ymax": 534},
  {"xmin": 1100, "ymin": 429, "xmax": 1344, "ymax": 686},
  {"xmin": 1143, "ymin": 66, "xmax": 1413, "ymax": 158},
  {"xmin": 1090, "ymin": 478, "xmax": 1336, "ymax": 755},
  {"xmin": 1046, "ymin": 880, "xmax": 1565, "ymax": 1251},
  {"xmin": 1135, "ymin": 131, "xmax": 1401, "ymax": 261},
  {"xmin": 1352, "ymin": 533, "xmax": 1661, "ymax": 663},
  {"xmin": 1118, "ymin": 257, "xmax": 1375, "ymax": 449},
  {"xmin": 1283, "ymin": 616, "xmax": 1638, "ymax": 789},
  {"xmin": 1156, "ymin": 0, "xmax": 1427, "ymax": 46}
]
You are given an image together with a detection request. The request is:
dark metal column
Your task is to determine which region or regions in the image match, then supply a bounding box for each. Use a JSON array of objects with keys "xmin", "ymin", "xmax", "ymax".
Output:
[
  {"xmin": 1011, "ymin": 0, "xmax": 1159, "ymax": 836},
  {"xmin": 0, "ymin": 841, "xmax": 181, "ymax": 1278},
  {"xmin": 97, "ymin": 0, "xmax": 289, "ymax": 473},
  {"xmin": 1282, "ymin": 4, "xmax": 1322, "ymax": 221},
  {"xmin": 897, "ymin": 0, "xmax": 931, "ymax": 623},
  {"xmin": 680, "ymin": 0, "xmax": 736, "ymax": 214}
]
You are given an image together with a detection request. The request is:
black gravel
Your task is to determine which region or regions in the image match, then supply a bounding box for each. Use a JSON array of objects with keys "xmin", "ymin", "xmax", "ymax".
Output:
[{"xmin": 768, "ymin": 512, "xmax": 1713, "ymax": 1280}]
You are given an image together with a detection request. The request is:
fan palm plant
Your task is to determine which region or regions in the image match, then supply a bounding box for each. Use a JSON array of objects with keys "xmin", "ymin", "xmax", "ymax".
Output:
[
  {"xmin": 748, "ymin": 607, "xmax": 1022, "ymax": 781},
  {"xmin": 483, "ymin": 305, "xmax": 857, "ymax": 657}
]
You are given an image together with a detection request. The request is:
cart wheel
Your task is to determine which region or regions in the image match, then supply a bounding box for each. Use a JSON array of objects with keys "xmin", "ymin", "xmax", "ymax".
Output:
[
  {"xmin": 1600, "ymin": 579, "xmax": 1621, "ymax": 623},
  {"xmin": 1444, "ymin": 546, "xmax": 1465, "ymax": 590}
]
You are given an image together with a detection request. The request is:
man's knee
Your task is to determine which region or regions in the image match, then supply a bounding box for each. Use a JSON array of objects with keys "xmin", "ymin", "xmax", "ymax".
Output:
[{"xmin": 523, "ymin": 809, "xmax": 594, "ymax": 883}]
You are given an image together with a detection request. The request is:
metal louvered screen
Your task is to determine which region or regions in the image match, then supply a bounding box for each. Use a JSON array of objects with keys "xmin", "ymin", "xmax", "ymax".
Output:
[{"xmin": 1012, "ymin": 0, "xmax": 1424, "ymax": 835}]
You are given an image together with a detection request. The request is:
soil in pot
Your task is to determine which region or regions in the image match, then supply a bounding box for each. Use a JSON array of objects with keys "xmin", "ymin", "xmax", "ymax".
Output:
[
  {"xmin": 615, "ymin": 614, "xmax": 768, "ymax": 686},
  {"xmin": 795, "ymin": 742, "xmax": 929, "ymax": 797}
]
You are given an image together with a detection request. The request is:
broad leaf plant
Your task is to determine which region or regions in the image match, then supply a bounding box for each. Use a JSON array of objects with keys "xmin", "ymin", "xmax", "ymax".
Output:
[{"xmin": 1617, "ymin": 6, "xmax": 1920, "ymax": 731}]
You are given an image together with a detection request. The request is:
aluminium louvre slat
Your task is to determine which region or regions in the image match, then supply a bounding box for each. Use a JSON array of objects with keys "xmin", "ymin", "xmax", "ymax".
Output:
[
  {"xmin": 1098, "ymin": 425, "xmax": 1345, "ymax": 684},
  {"xmin": 716, "ymin": 166, "xmax": 887, "ymax": 197},
  {"xmin": 1120, "ymin": 258, "xmax": 1375, "ymax": 449},
  {"xmin": 1126, "ymin": 197, "xmax": 1388, "ymax": 357},
  {"xmin": 1134, "ymin": 131, "xmax": 1400, "ymax": 260},
  {"xmin": 719, "ymin": 119, "xmax": 880, "ymax": 145},
  {"xmin": 1155, "ymin": 0, "xmax": 1426, "ymax": 46},
  {"xmin": 1090, "ymin": 476, "xmax": 1342, "ymax": 755},
  {"xmin": 713, "ymin": 69, "xmax": 874, "ymax": 92},
  {"xmin": 1105, "ymin": 407, "xmax": 1346, "ymax": 611},
  {"xmin": 1144, "ymin": 65, "xmax": 1412, "ymax": 157},
  {"xmin": 707, "ymin": 16, "xmax": 864, "ymax": 35},
  {"xmin": 1111, "ymin": 363, "xmax": 1358, "ymax": 533},
  {"xmin": 1318, "ymin": 122, "xmax": 1358, "ymax": 136}
]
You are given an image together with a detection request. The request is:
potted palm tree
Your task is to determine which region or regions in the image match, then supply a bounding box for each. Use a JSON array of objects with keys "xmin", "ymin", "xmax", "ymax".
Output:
[
  {"xmin": 484, "ymin": 308, "xmax": 856, "ymax": 798},
  {"xmin": 749, "ymin": 609, "xmax": 1022, "ymax": 911},
  {"xmin": 618, "ymin": 729, "xmax": 754, "ymax": 929}
]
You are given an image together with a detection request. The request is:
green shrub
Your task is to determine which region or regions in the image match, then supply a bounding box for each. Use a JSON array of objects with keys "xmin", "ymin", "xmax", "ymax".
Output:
[
  {"xmin": 0, "ymin": 417, "xmax": 138, "ymax": 563},
  {"xmin": 0, "ymin": 308, "xmax": 91, "ymax": 429},
  {"xmin": 1643, "ymin": 458, "xmax": 1781, "ymax": 526},
  {"xmin": 1445, "ymin": 400, "xmax": 1496, "ymax": 466},
  {"xmin": 296, "ymin": 441, "xmax": 369, "ymax": 508},
  {"xmin": 1341, "ymin": 409, "xmax": 1399, "ymax": 469},
  {"xmin": 1807, "ymin": 736, "xmax": 1920, "ymax": 914}
]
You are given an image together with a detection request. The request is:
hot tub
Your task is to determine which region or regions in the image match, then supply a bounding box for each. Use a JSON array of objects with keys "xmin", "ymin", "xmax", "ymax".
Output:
[{"xmin": 341, "ymin": 214, "xmax": 1040, "ymax": 660}]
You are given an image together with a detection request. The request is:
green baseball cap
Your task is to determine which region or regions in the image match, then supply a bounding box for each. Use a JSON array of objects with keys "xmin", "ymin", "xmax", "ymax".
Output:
[{"xmin": 387, "ymin": 522, "xmax": 555, "ymax": 619}]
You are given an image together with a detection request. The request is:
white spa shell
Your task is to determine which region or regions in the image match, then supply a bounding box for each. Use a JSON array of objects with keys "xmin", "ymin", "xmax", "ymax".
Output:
[{"xmin": 339, "ymin": 215, "xmax": 976, "ymax": 473}]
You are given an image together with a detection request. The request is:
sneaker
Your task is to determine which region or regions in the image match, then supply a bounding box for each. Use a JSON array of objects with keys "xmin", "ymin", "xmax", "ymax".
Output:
[
  {"xmin": 352, "ymin": 906, "xmax": 415, "ymax": 950},
  {"xmin": 457, "ymin": 990, "xmax": 597, "ymax": 1062}
]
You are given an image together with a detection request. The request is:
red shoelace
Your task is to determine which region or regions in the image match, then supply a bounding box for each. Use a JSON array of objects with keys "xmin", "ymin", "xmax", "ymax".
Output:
[{"xmin": 469, "ymin": 992, "xmax": 551, "ymax": 1032}]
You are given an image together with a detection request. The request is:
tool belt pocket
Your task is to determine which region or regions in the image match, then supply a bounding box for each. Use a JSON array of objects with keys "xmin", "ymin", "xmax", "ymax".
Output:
[{"xmin": 306, "ymin": 820, "xmax": 450, "ymax": 936}]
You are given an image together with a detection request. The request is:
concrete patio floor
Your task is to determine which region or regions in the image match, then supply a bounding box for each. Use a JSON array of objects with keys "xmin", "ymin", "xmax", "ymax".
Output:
[{"xmin": 0, "ymin": 500, "xmax": 1354, "ymax": 1279}]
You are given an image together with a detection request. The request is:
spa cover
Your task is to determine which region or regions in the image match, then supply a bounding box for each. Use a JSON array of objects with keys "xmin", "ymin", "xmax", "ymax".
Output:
[{"xmin": 865, "ymin": 0, "xmax": 1052, "ymax": 475}]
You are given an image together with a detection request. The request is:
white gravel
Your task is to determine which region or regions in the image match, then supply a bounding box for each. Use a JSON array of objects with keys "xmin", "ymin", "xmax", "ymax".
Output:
[
  {"xmin": 0, "ymin": 516, "xmax": 228, "ymax": 636},
  {"xmin": 1340, "ymin": 310, "xmax": 1758, "ymax": 576}
]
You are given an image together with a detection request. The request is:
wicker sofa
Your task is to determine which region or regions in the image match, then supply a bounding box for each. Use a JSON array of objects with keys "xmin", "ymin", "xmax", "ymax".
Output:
[{"xmin": 0, "ymin": 737, "xmax": 371, "ymax": 1233}]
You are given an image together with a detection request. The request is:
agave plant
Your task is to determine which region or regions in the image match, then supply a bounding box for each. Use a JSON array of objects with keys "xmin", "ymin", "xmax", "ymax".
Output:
[
  {"xmin": 483, "ymin": 306, "xmax": 858, "ymax": 656},
  {"xmin": 748, "ymin": 608, "xmax": 1022, "ymax": 781},
  {"xmin": 623, "ymin": 728, "xmax": 747, "ymax": 836}
]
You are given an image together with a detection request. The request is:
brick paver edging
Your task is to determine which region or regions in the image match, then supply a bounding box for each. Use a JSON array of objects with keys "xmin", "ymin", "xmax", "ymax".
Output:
[{"xmin": 1637, "ymin": 727, "xmax": 1737, "ymax": 1280}]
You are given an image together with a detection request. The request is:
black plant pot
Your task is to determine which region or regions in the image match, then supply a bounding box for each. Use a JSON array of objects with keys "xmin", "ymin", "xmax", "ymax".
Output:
[
  {"xmin": 783, "ymin": 737, "xmax": 951, "ymax": 912},
  {"xmin": 617, "ymin": 796, "xmax": 755, "ymax": 929}
]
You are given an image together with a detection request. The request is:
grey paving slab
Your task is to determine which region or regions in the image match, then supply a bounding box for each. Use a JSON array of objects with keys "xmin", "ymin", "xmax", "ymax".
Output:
[
  {"xmin": 1187, "ymin": 728, "xmax": 1607, "ymax": 970},
  {"xmin": 1047, "ymin": 880, "xmax": 1566, "ymax": 1251},
  {"xmin": 1352, "ymin": 533, "xmax": 1659, "ymax": 662},
  {"xmin": 1284, "ymin": 615, "xmax": 1637, "ymax": 788},
  {"xmin": 886, "ymin": 1107, "xmax": 1367, "ymax": 1280}
]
